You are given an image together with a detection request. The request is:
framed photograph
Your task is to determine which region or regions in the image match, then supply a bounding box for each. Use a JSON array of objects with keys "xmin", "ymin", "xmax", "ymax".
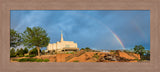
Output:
[
  {"xmin": 10, "ymin": 10, "xmax": 150, "ymax": 63},
  {"xmin": 0, "ymin": 0, "xmax": 160, "ymax": 72}
]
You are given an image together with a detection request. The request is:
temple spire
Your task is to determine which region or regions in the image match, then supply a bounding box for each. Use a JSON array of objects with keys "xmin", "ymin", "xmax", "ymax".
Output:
[{"xmin": 61, "ymin": 31, "xmax": 64, "ymax": 42}]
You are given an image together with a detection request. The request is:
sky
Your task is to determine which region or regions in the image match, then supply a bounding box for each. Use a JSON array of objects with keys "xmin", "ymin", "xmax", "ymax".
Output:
[{"xmin": 10, "ymin": 10, "xmax": 150, "ymax": 50}]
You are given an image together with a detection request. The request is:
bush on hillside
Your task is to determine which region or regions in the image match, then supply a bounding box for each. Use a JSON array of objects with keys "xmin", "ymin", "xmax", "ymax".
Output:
[
  {"xmin": 80, "ymin": 48, "xmax": 84, "ymax": 50},
  {"xmin": 85, "ymin": 47, "xmax": 91, "ymax": 52},
  {"xmin": 18, "ymin": 54, "xmax": 24, "ymax": 57},
  {"xmin": 13, "ymin": 58, "xmax": 49, "ymax": 62},
  {"xmin": 36, "ymin": 59, "xmax": 43, "ymax": 62},
  {"xmin": 43, "ymin": 59, "xmax": 49, "ymax": 62},
  {"xmin": 10, "ymin": 48, "xmax": 16, "ymax": 57},
  {"xmin": 29, "ymin": 48, "xmax": 38, "ymax": 56},
  {"xmin": 93, "ymin": 53, "xmax": 99, "ymax": 59},
  {"xmin": 23, "ymin": 47, "xmax": 28, "ymax": 54},
  {"xmin": 29, "ymin": 54, "xmax": 36, "ymax": 57},
  {"xmin": 25, "ymin": 55, "xmax": 29, "ymax": 57},
  {"xmin": 41, "ymin": 50, "xmax": 45, "ymax": 55},
  {"xmin": 73, "ymin": 60, "xmax": 79, "ymax": 62}
]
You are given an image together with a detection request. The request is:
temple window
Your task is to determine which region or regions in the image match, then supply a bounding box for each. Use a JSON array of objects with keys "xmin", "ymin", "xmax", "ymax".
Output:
[{"xmin": 66, "ymin": 45, "xmax": 70, "ymax": 47}]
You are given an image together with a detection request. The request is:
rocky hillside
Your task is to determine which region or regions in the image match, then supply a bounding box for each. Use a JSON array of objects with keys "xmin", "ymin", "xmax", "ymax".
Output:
[{"xmin": 64, "ymin": 50, "xmax": 140, "ymax": 62}]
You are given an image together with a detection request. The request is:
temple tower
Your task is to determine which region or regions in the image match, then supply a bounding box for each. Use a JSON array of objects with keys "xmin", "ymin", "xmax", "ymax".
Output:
[{"xmin": 61, "ymin": 31, "xmax": 64, "ymax": 42}]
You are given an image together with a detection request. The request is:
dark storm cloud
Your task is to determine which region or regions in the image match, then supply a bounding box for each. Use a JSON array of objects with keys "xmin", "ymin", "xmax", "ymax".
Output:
[{"xmin": 11, "ymin": 10, "xmax": 150, "ymax": 50}]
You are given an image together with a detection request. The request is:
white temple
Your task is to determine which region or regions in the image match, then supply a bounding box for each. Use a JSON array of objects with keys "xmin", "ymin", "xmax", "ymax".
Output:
[{"xmin": 47, "ymin": 31, "xmax": 79, "ymax": 52}]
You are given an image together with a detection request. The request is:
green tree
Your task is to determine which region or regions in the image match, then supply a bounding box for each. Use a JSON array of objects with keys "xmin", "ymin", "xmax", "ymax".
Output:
[
  {"xmin": 145, "ymin": 50, "xmax": 150, "ymax": 60},
  {"xmin": 22, "ymin": 27, "xmax": 50, "ymax": 56},
  {"xmin": 41, "ymin": 50, "xmax": 45, "ymax": 55},
  {"xmin": 16, "ymin": 49, "xmax": 20, "ymax": 56},
  {"xmin": 23, "ymin": 47, "xmax": 28, "ymax": 54},
  {"xmin": 80, "ymin": 48, "xmax": 84, "ymax": 50},
  {"xmin": 29, "ymin": 48, "xmax": 38, "ymax": 55},
  {"xmin": 85, "ymin": 47, "xmax": 90, "ymax": 50},
  {"xmin": 10, "ymin": 29, "xmax": 22, "ymax": 47},
  {"xmin": 19, "ymin": 48, "xmax": 24, "ymax": 57},
  {"xmin": 133, "ymin": 45, "xmax": 146, "ymax": 59},
  {"xmin": 146, "ymin": 50, "xmax": 150, "ymax": 56},
  {"xmin": 10, "ymin": 48, "xmax": 16, "ymax": 57},
  {"xmin": 85, "ymin": 47, "xmax": 91, "ymax": 52}
]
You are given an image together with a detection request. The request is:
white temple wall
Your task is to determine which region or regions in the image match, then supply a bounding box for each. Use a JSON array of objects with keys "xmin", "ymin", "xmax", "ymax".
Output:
[{"xmin": 47, "ymin": 32, "xmax": 78, "ymax": 51}]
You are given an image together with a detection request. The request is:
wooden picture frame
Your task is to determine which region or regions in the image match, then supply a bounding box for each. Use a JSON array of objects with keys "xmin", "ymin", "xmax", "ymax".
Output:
[{"xmin": 0, "ymin": 0, "xmax": 159, "ymax": 72}]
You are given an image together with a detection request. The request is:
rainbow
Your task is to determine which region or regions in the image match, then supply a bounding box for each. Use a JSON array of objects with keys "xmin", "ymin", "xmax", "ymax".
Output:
[
  {"xmin": 72, "ymin": 12, "xmax": 126, "ymax": 49},
  {"xmin": 110, "ymin": 30, "xmax": 125, "ymax": 50},
  {"xmin": 101, "ymin": 23, "xmax": 125, "ymax": 50},
  {"xmin": 13, "ymin": 11, "xmax": 126, "ymax": 50}
]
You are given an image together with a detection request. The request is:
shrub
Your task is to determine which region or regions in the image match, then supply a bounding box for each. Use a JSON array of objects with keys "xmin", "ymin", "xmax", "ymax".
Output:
[
  {"xmin": 29, "ymin": 58, "xmax": 37, "ymax": 62},
  {"xmin": 29, "ymin": 48, "xmax": 38, "ymax": 56},
  {"xmin": 41, "ymin": 50, "xmax": 45, "ymax": 55},
  {"xmin": 10, "ymin": 48, "xmax": 16, "ymax": 57},
  {"xmin": 93, "ymin": 53, "xmax": 99, "ymax": 59},
  {"xmin": 14, "ymin": 48, "xmax": 25, "ymax": 57},
  {"xmin": 18, "ymin": 58, "xmax": 28, "ymax": 62},
  {"xmin": 80, "ymin": 48, "xmax": 84, "ymax": 50},
  {"xmin": 110, "ymin": 50, "xmax": 115, "ymax": 52},
  {"xmin": 134, "ymin": 59, "xmax": 139, "ymax": 61},
  {"xmin": 12, "ymin": 59, "xmax": 18, "ymax": 61},
  {"xmin": 73, "ymin": 60, "xmax": 79, "ymax": 62},
  {"xmin": 13, "ymin": 58, "xmax": 49, "ymax": 62},
  {"xmin": 36, "ymin": 59, "xmax": 43, "ymax": 62},
  {"xmin": 18, "ymin": 54, "xmax": 24, "ymax": 57},
  {"xmin": 25, "ymin": 55, "xmax": 29, "ymax": 57},
  {"xmin": 29, "ymin": 54, "xmax": 36, "ymax": 57},
  {"xmin": 43, "ymin": 59, "xmax": 49, "ymax": 62},
  {"xmin": 18, "ymin": 58, "xmax": 36, "ymax": 62},
  {"xmin": 70, "ymin": 52, "xmax": 74, "ymax": 54},
  {"xmin": 66, "ymin": 52, "xmax": 74, "ymax": 54},
  {"xmin": 10, "ymin": 54, "xmax": 16, "ymax": 57},
  {"xmin": 66, "ymin": 52, "xmax": 69, "ymax": 54},
  {"xmin": 85, "ymin": 47, "xmax": 91, "ymax": 52}
]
